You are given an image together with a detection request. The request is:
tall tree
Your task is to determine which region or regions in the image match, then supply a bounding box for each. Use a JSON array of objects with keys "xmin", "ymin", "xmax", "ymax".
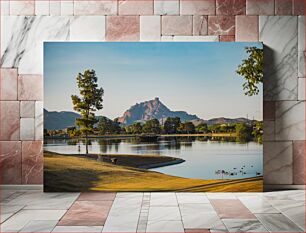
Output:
[
  {"xmin": 142, "ymin": 119, "xmax": 161, "ymax": 134},
  {"xmin": 195, "ymin": 123, "xmax": 208, "ymax": 133},
  {"xmin": 236, "ymin": 46, "xmax": 263, "ymax": 96},
  {"xmin": 71, "ymin": 69, "xmax": 104, "ymax": 154},
  {"xmin": 164, "ymin": 117, "xmax": 181, "ymax": 134}
]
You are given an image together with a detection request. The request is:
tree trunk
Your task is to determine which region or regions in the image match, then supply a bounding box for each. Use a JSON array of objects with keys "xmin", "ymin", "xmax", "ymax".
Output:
[{"xmin": 85, "ymin": 132, "xmax": 88, "ymax": 154}]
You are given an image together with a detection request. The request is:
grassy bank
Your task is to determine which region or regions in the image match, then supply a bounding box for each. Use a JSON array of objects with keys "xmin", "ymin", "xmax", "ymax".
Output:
[
  {"xmin": 79, "ymin": 153, "xmax": 185, "ymax": 169},
  {"xmin": 44, "ymin": 151, "xmax": 262, "ymax": 192}
]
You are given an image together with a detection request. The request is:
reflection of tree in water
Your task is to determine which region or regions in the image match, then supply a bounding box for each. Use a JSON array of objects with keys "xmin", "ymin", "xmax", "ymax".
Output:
[
  {"xmin": 80, "ymin": 139, "xmax": 92, "ymax": 145},
  {"xmin": 97, "ymin": 139, "xmax": 121, "ymax": 153},
  {"xmin": 210, "ymin": 137, "xmax": 236, "ymax": 142},
  {"xmin": 124, "ymin": 138, "xmax": 162, "ymax": 154},
  {"xmin": 98, "ymin": 139, "xmax": 108, "ymax": 153},
  {"xmin": 67, "ymin": 139, "xmax": 79, "ymax": 146},
  {"xmin": 178, "ymin": 137, "xmax": 195, "ymax": 148},
  {"xmin": 165, "ymin": 140, "xmax": 181, "ymax": 150},
  {"xmin": 196, "ymin": 136, "xmax": 209, "ymax": 141}
]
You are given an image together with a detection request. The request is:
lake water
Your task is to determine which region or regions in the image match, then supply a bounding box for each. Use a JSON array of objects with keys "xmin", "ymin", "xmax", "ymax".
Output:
[{"xmin": 44, "ymin": 137, "xmax": 263, "ymax": 180}]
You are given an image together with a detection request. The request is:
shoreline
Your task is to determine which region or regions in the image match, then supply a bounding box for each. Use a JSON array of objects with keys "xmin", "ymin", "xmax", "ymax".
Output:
[
  {"xmin": 44, "ymin": 151, "xmax": 186, "ymax": 170},
  {"xmin": 138, "ymin": 159, "xmax": 185, "ymax": 169}
]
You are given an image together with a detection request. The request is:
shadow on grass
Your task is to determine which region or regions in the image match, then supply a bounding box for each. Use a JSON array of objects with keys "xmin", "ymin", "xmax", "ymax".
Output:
[{"xmin": 43, "ymin": 169, "xmax": 101, "ymax": 192}]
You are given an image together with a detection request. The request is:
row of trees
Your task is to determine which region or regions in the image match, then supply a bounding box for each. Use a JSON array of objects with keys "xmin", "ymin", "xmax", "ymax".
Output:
[
  {"xmin": 45, "ymin": 116, "xmax": 262, "ymax": 143},
  {"xmin": 94, "ymin": 116, "xmax": 263, "ymax": 143},
  {"xmin": 123, "ymin": 118, "xmax": 197, "ymax": 135}
]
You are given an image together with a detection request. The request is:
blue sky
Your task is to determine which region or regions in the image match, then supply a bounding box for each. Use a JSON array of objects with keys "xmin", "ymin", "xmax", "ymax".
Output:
[{"xmin": 44, "ymin": 42, "xmax": 263, "ymax": 120}]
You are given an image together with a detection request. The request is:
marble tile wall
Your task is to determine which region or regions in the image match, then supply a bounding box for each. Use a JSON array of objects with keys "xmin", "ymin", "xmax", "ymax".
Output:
[{"xmin": 0, "ymin": 0, "xmax": 305, "ymax": 186}]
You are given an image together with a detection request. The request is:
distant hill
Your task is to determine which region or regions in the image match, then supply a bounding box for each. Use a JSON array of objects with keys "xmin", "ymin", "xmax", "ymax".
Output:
[
  {"xmin": 206, "ymin": 117, "xmax": 252, "ymax": 125},
  {"xmin": 44, "ymin": 109, "xmax": 80, "ymax": 130},
  {"xmin": 191, "ymin": 117, "xmax": 253, "ymax": 126},
  {"xmin": 117, "ymin": 97, "xmax": 199, "ymax": 125},
  {"xmin": 44, "ymin": 98, "xmax": 255, "ymax": 130}
]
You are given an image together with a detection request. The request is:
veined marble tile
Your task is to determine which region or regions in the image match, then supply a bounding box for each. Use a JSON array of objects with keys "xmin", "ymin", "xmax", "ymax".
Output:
[
  {"xmin": 7, "ymin": 192, "xmax": 79, "ymax": 209},
  {"xmin": 298, "ymin": 16, "xmax": 305, "ymax": 78},
  {"xmin": 146, "ymin": 220, "xmax": 184, "ymax": 233},
  {"xmin": 115, "ymin": 192, "xmax": 143, "ymax": 198},
  {"xmin": 20, "ymin": 101, "xmax": 35, "ymax": 118},
  {"xmin": 275, "ymin": 101, "xmax": 305, "ymax": 140},
  {"xmin": 50, "ymin": 1, "xmax": 61, "ymax": 16},
  {"xmin": 21, "ymin": 141, "xmax": 43, "ymax": 184},
  {"xmin": 20, "ymin": 118, "xmax": 35, "ymax": 140},
  {"xmin": 162, "ymin": 16, "xmax": 192, "ymax": 36},
  {"xmin": 263, "ymin": 120, "xmax": 275, "ymax": 141},
  {"xmin": 0, "ymin": 68, "xmax": 18, "ymax": 100},
  {"xmin": 1, "ymin": 0, "xmax": 10, "ymax": 15},
  {"xmin": 193, "ymin": 16, "xmax": 208, "ymax": 35},
  {"xmin": 246, "ymin": 0, "xmax": 275, "ymax": 15},
  {"xmin": 238, "ymin": 196, "xmax": 279, "ymax": 214},
  {"xmin": 102, "ymin": 195, "xmax": 142, "ymax": 232},
  {"xmin": 223, "ymin": 219, "xmax": 268, "ymax": 232},
  {"xmin": 263, "ymin": 141, "xmax": 293, "ymax": 184},
  {"xmin": 70, "ymin": 16, "xmax": 105, "ymax": 41},
  {"xmin": 35, "ymin": 1, "xmax": 50, "ymax": 15},
  {"xmin": 293, "ymin": 140, "xmax": 305, "ymax": 184},
  {"xmin": 0, "ymin": 101, "xmax": 20, "ymax": 141},
  {"xmin": 52, "ymin": 226, "xmax": 103, "ymax": 232},
  {"xmin": 1, "ymin": 191, "xmax": 26, "ymax": 203},
  {"xmin": 1, "ymin": 16, "xmax": 70, "ymax": 74},
  {"xmin": 58, "ymin": 200, "xmax": 113, "ymax": 226},
  {"xmin": 78, "ymin": 192, "xmax": 116, "ymax": 201},
  {"xmin": 260, "ymin": 16, "xmax": 298, "ymax": 101},
  {"xmin": 208, "ymin": 16, "xmax": 235, "ymax": 36},
  {"xmin": 262, "ymin": 190, "xmax": 305, "ymax": 201},
  {"xmin": 150, "ymin": 192, "xmax": 178, "ymax": 206},
  {"xmin": 180, "ymin": 0, "xmax": 216, "ymax": 15},
  {"xmin": 298, "ymin": 78, "xmax": 305, "ymax": 100},
  {"xmin": 148, "ymin": 206, "xmax": 181, "ymax": 221},
  {"xmin": 18, "ymin": 75, "xmax": 43, "ymax": 100},
  {"xmin": 1, "ymin": 204, "xmax": 25, "ymax": 223},
  {"xmin": 118, "ymin": 0, "xmax": 153, "ymax": 15},
  {"xmin": 176, "ymin": 193, "xmax": 210, "ymax": 204},
  {"xmin": 61, "ymin": 1, "xmax": 74, "ymax": 16},
  {"xmin": 106, "ymin": 16, "xmax": 140, "ymax": 41},
  {"xmin": 256, "ymin": 213, "xmax": 303, "ymax": 232},
  {"xmin": 154, "ymin": 0, "xmax": 179, "ymax": 15},
  {"xmin": 180, "ymin": 204, "xmax": 219, "ymax": 229},
  {"xmin": 74, "ymin": 1, "xmax": 117, "ymax": 15},
  {"xmin": 10, "ymin": 1, "xmax": 35, "ymax": 15},
  {"xmin": 1, "ymin": 209, "xmax": 66, "ymax": 232},
  {"xmin": 20, "ymin": 220, "xmax": 58, "ymax": 232},
  {"xmin": 140, "ymin": 16, "xmax": 161, "ymax": 41},
  {"xmin": 102, "ymin": 205, "xmax": 141, "ymax": 232},
  {"xmin": 35, "ymin": 101, "xmax": 43, "ymax": 140},
  {"xmin": 268, "ymin": 200, "xmax": 305, "ymax": 230},
  {"xmin": 0, "ymin": 190, "xmax": 17, "ymax": 201},
  {"xmin": 210, "ymin": 199, "xmax": 256, "ymax": 219},
  {"xmin": 206, "ymin": 193, "xmax": 237, "ymax": 199}
]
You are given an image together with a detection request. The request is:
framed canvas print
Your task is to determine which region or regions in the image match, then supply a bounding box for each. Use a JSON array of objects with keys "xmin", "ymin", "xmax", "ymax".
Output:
[{"xmin": 43, "ymin": 42, "xmax": 263, "ymax": 192}]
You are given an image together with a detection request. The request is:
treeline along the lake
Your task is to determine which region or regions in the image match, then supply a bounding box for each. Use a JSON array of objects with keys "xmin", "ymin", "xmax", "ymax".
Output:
[{"xmin": 45, "ymin": 116, "xmax": 263, "ymax": 143}]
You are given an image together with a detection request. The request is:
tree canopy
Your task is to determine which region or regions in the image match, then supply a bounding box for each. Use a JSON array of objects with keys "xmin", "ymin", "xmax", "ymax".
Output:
[
  {"xmin": 71, "ymin": 69, "xmax": 104, "ymax": 154},
  {"xmin": 236, "ymin": 46, "xmax": 263, "ymax": 96}
]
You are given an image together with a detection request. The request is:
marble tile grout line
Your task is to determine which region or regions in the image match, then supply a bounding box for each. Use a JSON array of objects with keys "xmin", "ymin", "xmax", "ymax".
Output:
[{"xmin": 137, "ymin": 192, "xmax": 151, "ymax": 232}]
